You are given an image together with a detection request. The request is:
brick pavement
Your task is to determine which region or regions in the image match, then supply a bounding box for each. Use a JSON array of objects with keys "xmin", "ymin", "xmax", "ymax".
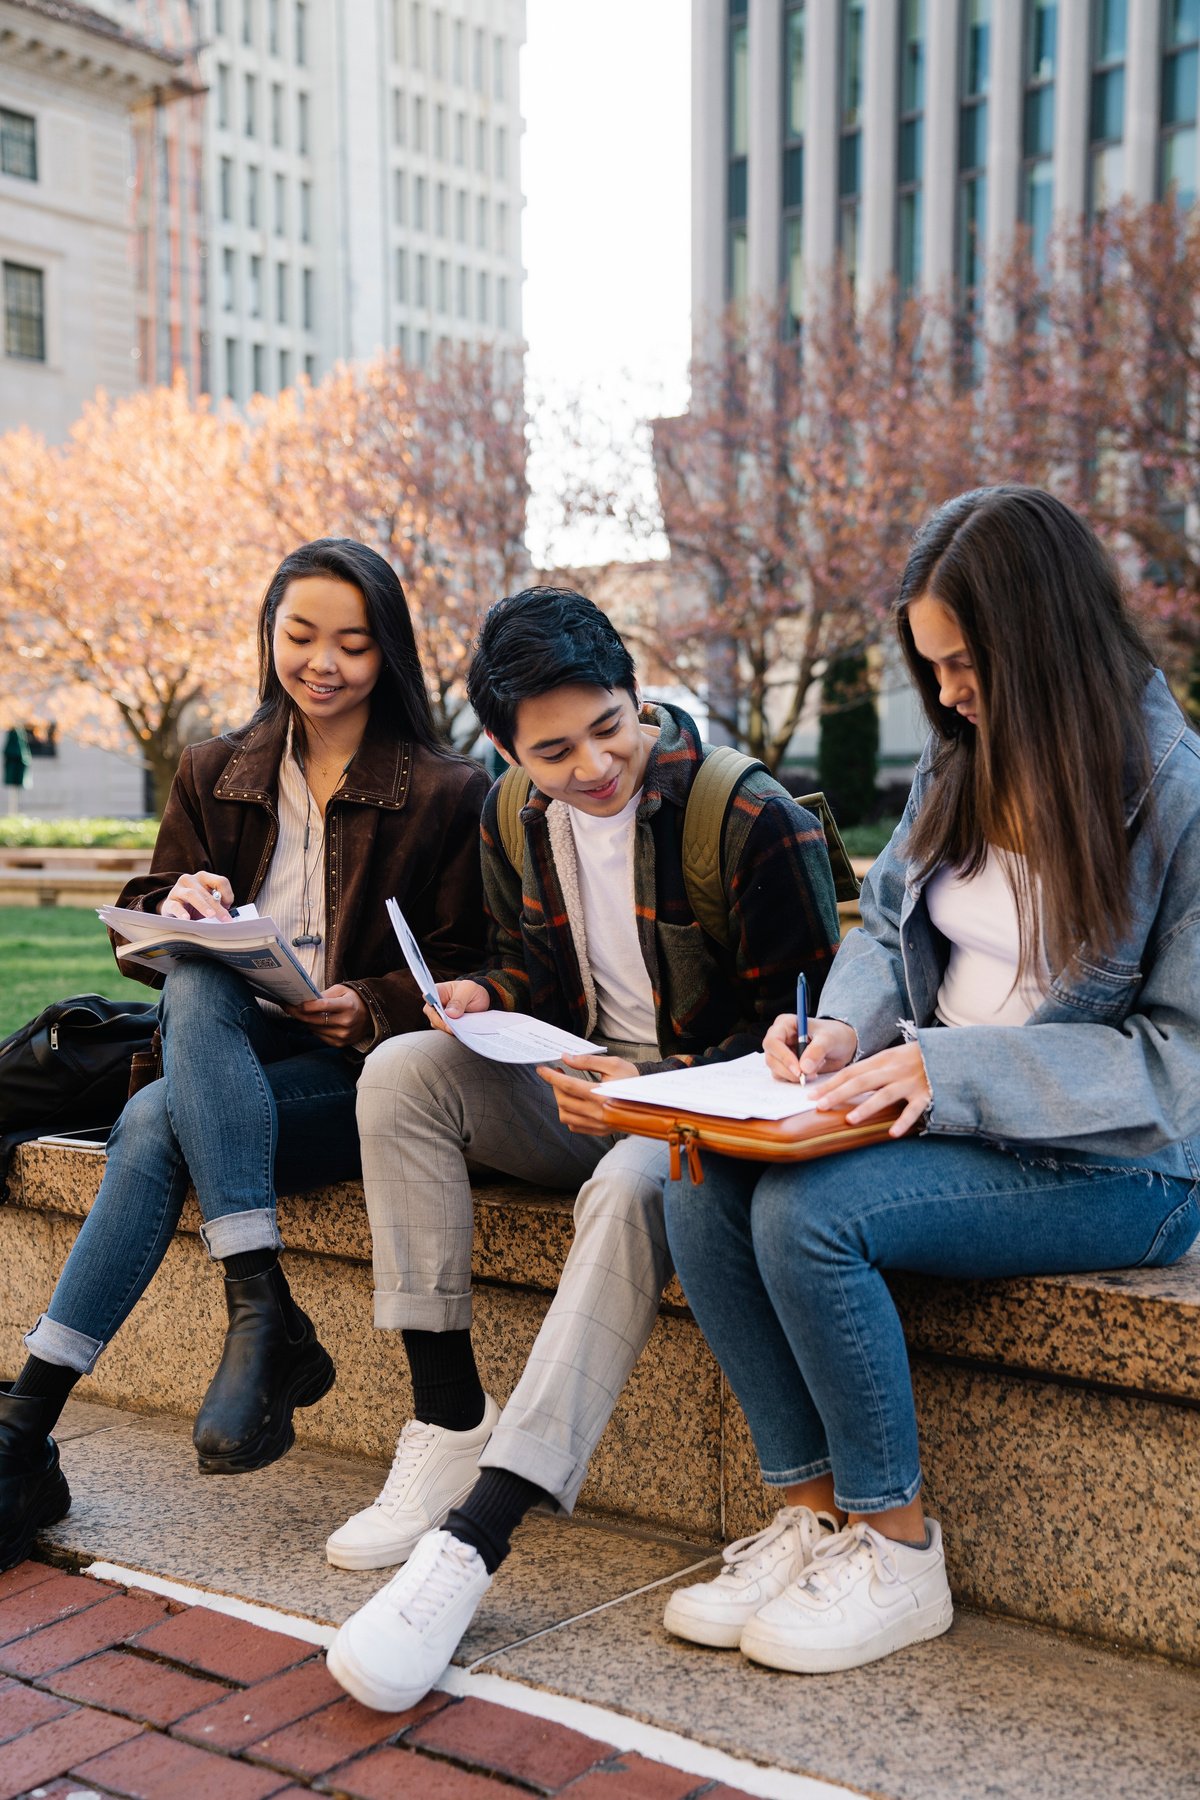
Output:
[{"xmin": 0, "ymin": 1560, "xmax": 758, "ymax": 1800}]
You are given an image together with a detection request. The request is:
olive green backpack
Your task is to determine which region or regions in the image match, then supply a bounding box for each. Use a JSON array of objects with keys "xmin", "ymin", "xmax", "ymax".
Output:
[{"xmin": 494, "ymin": 746, "xmax": 858, "ymax": 951}]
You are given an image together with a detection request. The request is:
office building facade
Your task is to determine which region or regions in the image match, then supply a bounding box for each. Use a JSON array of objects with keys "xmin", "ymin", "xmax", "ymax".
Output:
[{"xmin": 693, "ymin": 0, "xmax": 1199, "ymax": 329}]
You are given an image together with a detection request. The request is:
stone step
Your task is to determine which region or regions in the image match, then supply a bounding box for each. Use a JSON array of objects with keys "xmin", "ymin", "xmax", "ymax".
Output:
[
  {"xmin": 30, "ymin": 1397, "xmax": 1200, "ymax": 1800},
  {"xmin": 3, "ymin": 1141, "xmax": 1198, "ymax": 1665}
]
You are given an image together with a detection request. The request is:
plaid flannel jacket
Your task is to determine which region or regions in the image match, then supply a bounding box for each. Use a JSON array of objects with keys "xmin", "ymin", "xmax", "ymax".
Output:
[{"xmin": 475, "ymin": 702, "xmax": 842, "ymax": 1073}]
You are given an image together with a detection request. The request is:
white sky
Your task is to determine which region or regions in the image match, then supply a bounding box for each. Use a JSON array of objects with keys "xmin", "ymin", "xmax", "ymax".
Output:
[{"xmin": 520, "ymin": 0, "xmax": 692, "ymax": 557}]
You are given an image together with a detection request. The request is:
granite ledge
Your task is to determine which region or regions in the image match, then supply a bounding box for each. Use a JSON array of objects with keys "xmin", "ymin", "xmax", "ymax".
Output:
[{"xmin": 10, "ymin": 1144, "xmax": 1200, "ymax": 1401}]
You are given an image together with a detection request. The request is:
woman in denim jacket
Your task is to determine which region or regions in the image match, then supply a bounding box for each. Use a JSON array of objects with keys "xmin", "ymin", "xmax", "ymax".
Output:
[{"xmin": 661, "ymin": 486, "xmax": 1200, "ymax": 1675}]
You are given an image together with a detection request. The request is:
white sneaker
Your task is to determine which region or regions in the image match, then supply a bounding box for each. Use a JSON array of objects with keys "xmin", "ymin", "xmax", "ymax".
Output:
[
  {"xmin": 326, "ymin": 1528, "xmax": 490, "ymax": 1712},
  {"xmin": 739, "ymin": 1517, "xmax": 953, "ymax": 1674},
  {"xmin": 663, "ymin": 1506, "xmax": 838, "ymax": 1649},
  {"xmin": 325, "ymin": 1396, "xmax": 500, "ymax": 1570}
]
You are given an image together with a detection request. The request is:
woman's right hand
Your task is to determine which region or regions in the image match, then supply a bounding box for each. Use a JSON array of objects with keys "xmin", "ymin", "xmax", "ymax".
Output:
[
  {"xmin": 160, "ymin": 871, "xmax": 233, "ymax": 921},
  {"xmin": 425, "ymin": 979, "xmax": 491, "ymax": 1032},
  {"xmin": 764, "ymin": 1014, "xmax": 858, "ymax": 1084}
]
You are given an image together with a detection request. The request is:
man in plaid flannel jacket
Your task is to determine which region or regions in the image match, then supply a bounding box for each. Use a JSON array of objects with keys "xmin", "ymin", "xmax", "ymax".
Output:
[{"xmin": 327, "ymin": 589, "xmax": 842, "ymax": 1714}]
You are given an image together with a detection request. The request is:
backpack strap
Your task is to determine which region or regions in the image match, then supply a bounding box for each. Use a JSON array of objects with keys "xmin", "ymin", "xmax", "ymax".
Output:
[
  {"xmin": 683, "ymin": 747, "xmax": 861, "ymax": 950},
  {"xmin": 496, "ymin": 764, "xmax": 532, "ymax": 874}
]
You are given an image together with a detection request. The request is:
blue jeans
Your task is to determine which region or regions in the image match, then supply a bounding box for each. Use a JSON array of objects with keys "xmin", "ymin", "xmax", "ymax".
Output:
[
  {"xmin": 25, "ymin": 959, "xmax": 362, "ymax": 1375},
  {"xmin": 664, "ymin": 1136, "xmax": 1199, "ymax": 1513}
]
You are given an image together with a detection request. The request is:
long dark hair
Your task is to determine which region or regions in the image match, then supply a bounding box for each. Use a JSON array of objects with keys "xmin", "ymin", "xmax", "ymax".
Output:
[
  {"xmin": 251, "ymin": 539, "xmax": 443, "ymax": 755},
  {"xmin": 897, "ymin": 486, "xmax": 1154, "ymax": 973}
]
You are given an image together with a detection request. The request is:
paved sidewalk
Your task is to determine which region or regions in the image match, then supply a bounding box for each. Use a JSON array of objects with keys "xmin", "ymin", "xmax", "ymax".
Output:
[{"xmin": 0, "ymin": 1558, "xmax": 756, "ymax": 1800}]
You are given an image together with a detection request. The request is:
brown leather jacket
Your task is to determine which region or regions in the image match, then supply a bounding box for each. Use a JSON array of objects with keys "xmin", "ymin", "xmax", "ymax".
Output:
[{"xmin": 113, "ymin": 708, "xmax": 489, "ymax": 1049}]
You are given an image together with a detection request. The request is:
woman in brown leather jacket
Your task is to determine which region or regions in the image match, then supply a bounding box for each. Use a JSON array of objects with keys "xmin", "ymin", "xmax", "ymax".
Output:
[{"xmin": 0, "ymin": 539, "xmax": 488, "ymax": 1569}]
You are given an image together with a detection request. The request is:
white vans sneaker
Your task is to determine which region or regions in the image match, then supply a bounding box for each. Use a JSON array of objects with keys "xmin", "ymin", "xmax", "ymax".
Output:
[
  {"xmin": 739, "ymin": 1517, "xmax": 954, "ymax": 1674},
  {"xmin": 326, "ymin": 1528, "xmax": 490, "ymax": 1712},
  {"xmin": 663, "ymin": 1506, "xmax": 838, "ymax": 1648},
  {"xmin": 325, "ymin": 1396, "xmax": 500, "ymax": 1570}
]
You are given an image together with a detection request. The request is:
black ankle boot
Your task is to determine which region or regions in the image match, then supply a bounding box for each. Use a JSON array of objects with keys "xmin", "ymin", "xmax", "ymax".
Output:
[
  {"xmin": 192, "ymin": 1266, "xmax": 334, "ymax": 1474},
  {"xmin": 0, "ymin": 1385, "xmax": 71, "ymax": 1570}
]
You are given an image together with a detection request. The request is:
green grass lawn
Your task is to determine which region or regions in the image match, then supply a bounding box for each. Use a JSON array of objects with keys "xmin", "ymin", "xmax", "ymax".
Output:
[{"xmin": 0, "ymin": 908, "xmax": 149, "ymax": 1041}]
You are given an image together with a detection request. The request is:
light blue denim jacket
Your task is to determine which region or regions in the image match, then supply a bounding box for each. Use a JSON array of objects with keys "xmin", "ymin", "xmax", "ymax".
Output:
[{"xmin": 819, "ymin": 671, "xmax": 1200, "ymax": 1180}]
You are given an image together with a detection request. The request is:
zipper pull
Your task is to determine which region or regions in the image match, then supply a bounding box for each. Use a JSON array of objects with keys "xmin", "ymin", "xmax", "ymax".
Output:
[
  {"xmin": 50, "ymin": 1025, "xmax": 59, "ymax": 1051},
  {"xmin": 668, "ymin": 1130, "xmax": 681, "ymax": 1183},
  {"xmin": 682, "ymin": 1126, "xmax": 704, "ymax": 1186}
]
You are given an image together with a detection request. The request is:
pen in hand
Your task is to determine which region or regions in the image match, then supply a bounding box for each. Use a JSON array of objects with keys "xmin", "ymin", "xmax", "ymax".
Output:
[{"xmin": 796, "ymin": 971, "xmax": 809, "ymax": 1086}]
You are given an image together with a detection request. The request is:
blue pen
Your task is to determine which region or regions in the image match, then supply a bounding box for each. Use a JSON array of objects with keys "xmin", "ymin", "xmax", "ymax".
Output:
[{"xmin": 796, "ymin": 971, "xmax": 809, "ymax": 1085}]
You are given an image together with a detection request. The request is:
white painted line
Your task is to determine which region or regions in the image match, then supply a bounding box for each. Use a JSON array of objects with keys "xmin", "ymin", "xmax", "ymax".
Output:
[{"xmin": 84, "ymin": 1560, "xmax": 860, "ymax": 1800}]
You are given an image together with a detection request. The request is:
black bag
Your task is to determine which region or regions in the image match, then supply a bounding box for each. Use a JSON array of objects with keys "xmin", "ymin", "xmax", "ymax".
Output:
[{"xmin": 0, "ymin": 993, "xmax": 160, "ymax": 1195}]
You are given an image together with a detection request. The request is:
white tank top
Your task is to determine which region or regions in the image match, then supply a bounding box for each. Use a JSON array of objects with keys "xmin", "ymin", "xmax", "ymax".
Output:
[{"xmin": 925, "ymin": 848, "xmax": 1051, "ymax": 1027}]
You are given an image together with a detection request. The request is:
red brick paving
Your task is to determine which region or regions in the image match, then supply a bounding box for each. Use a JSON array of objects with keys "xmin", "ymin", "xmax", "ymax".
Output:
[
  {"xmin": 38, "ymin": 1647, "xmax": 232, "ymax": 1725},
  {"xmin": 0, "ymin": 1562, "xmax": 758, "ymax": 1800},
  {"xmin": 0, "ymin": 1590, "xmax": 170, "ymax": 1679}
]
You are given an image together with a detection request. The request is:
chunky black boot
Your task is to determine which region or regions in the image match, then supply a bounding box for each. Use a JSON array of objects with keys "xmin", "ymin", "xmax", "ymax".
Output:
[
  {"xmin": 192, "ymin": 1267, "xmax": 335, "ymax": 1474},
  {"xmin": 0, "ymin": 1386, "xmax": 71, "ymax": 1570}
]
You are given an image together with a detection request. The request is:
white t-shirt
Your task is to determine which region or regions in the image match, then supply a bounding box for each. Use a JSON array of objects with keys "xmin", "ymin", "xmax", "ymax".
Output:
[
  {"xmin": 925, "ymin": 847, "xmax": 1051, "ymax": 1028},
  {"xmin": 567, "ymin": 790, "xmax": 658, "ymax": 1047}
]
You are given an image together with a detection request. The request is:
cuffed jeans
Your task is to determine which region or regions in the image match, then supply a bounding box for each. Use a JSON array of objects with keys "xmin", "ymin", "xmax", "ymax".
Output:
[
  {"xmin": 356, "ymin": 1028, "xmax": 671, "ymax": 1512},
  {"xmin": 664, "ymin": 1136, "xmax": 1200, "ymax": 1514},
  {"xmin": 25, "ymin": 959, "xmax": 361, "ymax": 1376}
]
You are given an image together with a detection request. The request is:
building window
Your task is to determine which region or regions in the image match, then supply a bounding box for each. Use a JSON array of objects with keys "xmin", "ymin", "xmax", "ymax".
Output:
[
  {"xmin": 457, "ymin": 263, "xmax": 469, "ymax": 319},
  {"xmin": 276, "ymin": 260, "xmax": 288, "ymax": 321},
  {"xmin": 269, "ymin": 0, "xmax": 279, "ymax": 54},
  {"xmin": 274, "ymin": 171, "xmax": 286, "ymax": 233},
  {"xmin": 214, "ymin": 0, "xmax": 226, "ymax": 33},
  {"xmin": 271, "ymin": 82, "xmax": 284, "ymax": 146},
  {"xmin": 434, "ymin": 104, "xmax": 446, "ymax": 161},
  {"xmin": 411, "ymin": 1, "xmax": 425, "ymax": 68},
  {"xmin": 497, "ymin": 274, "xmax": 509, "ymax": 330},
  {"xmin": 455, "ymin": 110, "xmax": 467, "ymax": 165},
  {"xmin": 437, "ymin": 258, "xmax": 449, "ymax": 313},
  {"xmin": 453, "ymin": 19, "xmax": 465, "ymax": 83},
  {"xmin": 221, "ymin": 245, "xmax": 236, "ymax": 310},
  {"xmin": 455, "ymin": 187, "xmax": 467, "ymax": 241},
  {"xmin": 727, "ymin": 1, "xmax": 749, "ymax": 302},
  {"xmin": 473, "ymin": 25, "xmax": 484, "ymax": 92},
  {"xmin": 216, "ymin": 65, "xmax": 231, "ymax": 131},
  {"xmin": 432, "ymin": 7, "xmax": 444, "ymax": 77},
  {"xmin": 304, "ymin": 352, "xmax": 316, "ymax": 380},
  {"xmin": 416, "ymin": 252, "xmax": 428, "ymax": 306},
  {"xmin": 302, "ymin": 266, "xmax": 314, "ymax": 330},
  {"xmin": 413, "ymin": 95, "xmax": 426, "ymax": 151},
  {"xmin": 1089, "ymin": 0, "xmax": 1126, "ymax": 214},
  {"xmin": 435, "ymin": 181, "xmax": 448, "ymax": 236},
  {"xmin": 299, "ymin": 178, "xmax": 311, "ymax": 240},
  {"xmin": 396, "ymin": 246, "xmax": 408, "ymax": 300},
  {"xmin": 397, "ymin": 323, "xmax": 409, "ymax": 360},
  {"xmin": 783, "ymin": 3, "xmax": 805, "ymax": 333},
  {"xmin": 243, "ymin": 0, "xmax": 254, "ymax": 45},
  {"xmin": 493, "ymin": 33, "xmax": 506, "ymax": 100},
  {"xmin": 1021, "ymin": 0, "xmax": 1056, "ymax": 269},
  {"xmin": 417, "ymin": 327, "xmax": 429, "ymax": 365},
  {"xmin": 249, "ymin": 254, "xmax": 262, "ymax": 317},
  {"xmin": 278, "ymin": 346, "xmax": 290, "ymax": 388},
  {"xmin": 220, "ymin": 155, "xmax": 234, "ymax": 220},
  {"xmin": 393, "ymin": 87, "xmax": 406, "ymax": 145},
  {"xmin": 958, "ymin": 0, "xmax": 991, "ymax": 378},
  {"xmin": 297, "ymin": 90, "xmax": 310, "ymax": 155},
  {"xmin": 475, "ymin": 116, "xmax": 486, "ymax": 172},
  {"xmin": 495, "ymin": 124, "xmax": 508, "ymax": 179},
  {"xmin": 477, "ymin": 268, "xmax": 489, "ymax": 322},
  {"xmin": 225, "ymin": 337, "xmax": 238, "ymax": 399},
  {"xmin": 244, "ymin": 72, "xmax": 257, "ymax": 136},
  {"xmin": 4, "ymin": 262, "xmax": 44, "ymax": 360},
  {"xmin": 897, "ymin": 0, "xmax": 925, "ymax": 299},
  {"xmin": 1160, "ymin": 0, "xmax": 1199, "ymax": 206},
  {"xmin": 838, "ymin": 0, "xmax": 865, "ymax": 289},
  {"xmin": 394, "ymin": 169, "xmax": 406, "ymax": 223},
  {"xmin": 477, "ymin": 193, "xmax": 488, "ymax": 247},
  {"xmin": 252, "ymin": 342, "xmax": 265, "ymax": 394},
  {"xmin": 414, "ymin": 174, "xmax": 427, "ymax": 230},
  {"xmin": 496, "ymin": 199, "xmax": 508, "ymax": 253},
  {"xmin": 295, "ymin": 0, "xmax": 308, "ymax": 65},
  {"xmin": 246, "ymin": 163, "xmax": 260, "ymax": 228}
]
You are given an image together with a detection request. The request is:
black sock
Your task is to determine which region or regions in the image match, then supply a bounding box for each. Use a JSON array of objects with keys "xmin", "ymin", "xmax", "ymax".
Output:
[
  {"xmin": 402, "ymin": 1328, "xmax": 485, "ymax": 1432},
  {"xmin": 445, "ymin": 1467, "xmax": 549, "ymax": 1575},
  {"xmin": 223, "ymin": 1248, "xmax": 278, "ymax": 1282},
  {"xmin": 9, "ymin": 1356, "xmax": 81, "ymax": 1428}
]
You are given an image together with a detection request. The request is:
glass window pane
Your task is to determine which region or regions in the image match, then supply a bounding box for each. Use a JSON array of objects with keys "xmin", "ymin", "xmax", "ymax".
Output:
[
  {"xmin": 1090, "ymin": 65, "xmax": 1124, "ymax": 141},
  {"xmin": 1165, "ymin": 0, "xmax": 1200, "ymax": 51},
  {"xmin": 730, "ymin": 23, "xmax": 749, "ymax": 156},
  {"xmin": 786, "ymin": 7, "xmax": 805, "ymax": 138},
  {"xmin": 728, "ymin": 156, "xmax": 748, "ymax": 221},
  {"xmin": 1161, "ymin": 123, "xmax": 1198, "ymax": 204},
  {"xmin": 839, "ymin": 128, "xmax": 861, "ymax": 198},
  {"xmin": 959, "ymin": 99, "xmax": 987, "ymax": 171},
  {"xmin": 841, "ymin": 0, "xmax": 865, "ymax": 126},
  {"xmin": 1023, "ymin": 158, "xmax": 1054, "ymax": 266},
  {"xmin": 1096, "ymin": 0, "xmax": 1126, "ymax": 62},
  {"xmin": 900, "ymin": 114, "xmax": 924, "ymax": 183},
  {"xmin": 1163, "ymin": 47, "xmax": 1199, "ymax": 126},
  {"xmin": 963, "ymin": 0, "xmax": 991, "ymax": 97},
  {"xmin": 958, "ymin": 171, "xmax": 987, "ymax": 290},
  {"xmin": 1024, "ymin": 82, "xmax": 1055, "ymax": 156},
  {"xmin": 787, "ymin": 214, "xmax": 804, "ymax": 330},
  {"xmin": 1090, "ymin": 139, "xmax": 1124, "ymax": 211},
  {"xmin": 783, "ymin": 142, "xmax": 804, "ymax": 207},
  {"xmin": 1027, "ymin": 0, "xmax": 1057, "ymax": 81},
  {"xmin": 899, "ymin": 187, "xmax": 923, "ymax": 295},
  {"xmin": 901, "ymin": 0, "xmax": 925, "ymax": 111},
  {"xmin": 730, "ymin": 225, "xmax": 748, "ymax": 301}
]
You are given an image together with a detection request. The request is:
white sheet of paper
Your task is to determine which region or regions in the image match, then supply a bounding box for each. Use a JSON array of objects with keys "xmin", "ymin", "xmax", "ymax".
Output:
[
  {"xmin": 599, "ymin": 1052, "xmax": 825, "ymax": 1120},
  {"xmin": 384, "ymin": 896, "xmax": 605, "ymax": 1065}
]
